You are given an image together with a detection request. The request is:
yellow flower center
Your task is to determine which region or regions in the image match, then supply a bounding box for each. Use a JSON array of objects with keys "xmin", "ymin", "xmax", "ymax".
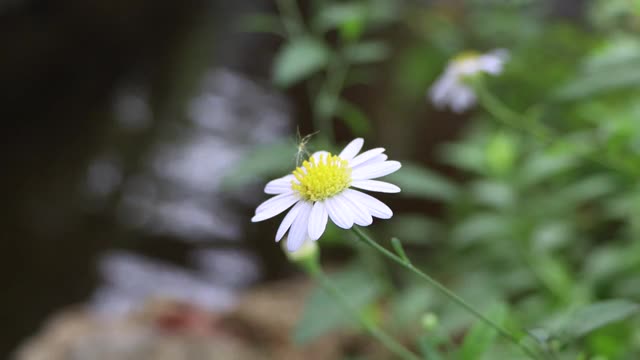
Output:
[
  {"xmin": 291, "ymin": 153, "xmax": 351, "ymax": 202},
  {"xmin": 453, "ymin": 50, "xmax": 480, "ymax": 63}
]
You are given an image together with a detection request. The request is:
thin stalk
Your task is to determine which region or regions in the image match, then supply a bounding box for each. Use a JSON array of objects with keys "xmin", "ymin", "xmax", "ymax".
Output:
[
  {"xmin": 312, "ymin": 57, "xmax": 348, "ymax": 143},
  {"xmin": 307, "ymin": 266, "xmax": 421, "ymax": 360},
  {"xmin": 350, "ymin": 227, "xmax": 542, "ymax": 360},
  {"xmin": 275, "ymin": 0, "xmax": 305, "ymax": 37},
  {"xmin": 276, "ymin": 0, "xmax": 350, "ymax": 144}
]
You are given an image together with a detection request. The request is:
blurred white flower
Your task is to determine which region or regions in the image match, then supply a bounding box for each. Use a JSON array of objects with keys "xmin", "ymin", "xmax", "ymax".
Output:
[
  {"xmin": 252, "ymin": 138, "xmax": 402, "ymax": 252},
  {"xmin": 283, "ymin": 237, "xmax": 319, "ymax": 263},
  {"xmin": 429, "ymin": 49, "xmax": 509, "ymax": 113}
]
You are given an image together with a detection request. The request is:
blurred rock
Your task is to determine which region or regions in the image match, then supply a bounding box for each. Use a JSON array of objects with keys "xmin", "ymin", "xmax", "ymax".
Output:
[
  {"xmin": 13, "ymin": 301, "xmax": 258, "ymax": 360},
  {"xmin": 14, "ymin": 277, "xmax": 393, "ymax": 360}
]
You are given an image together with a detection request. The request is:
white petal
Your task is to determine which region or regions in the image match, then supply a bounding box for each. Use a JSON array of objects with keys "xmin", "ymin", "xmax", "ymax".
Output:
[
  {"xmin": 252, "ymin": 193, "xmax": 299, "ymax": 222},
  {"xmin": 287, "ymin": 202, "xmax": 313, "ymax": 252},
  {"xmin": 352, "ymin": 161, "xmax": 402, "ymax": 180},
  {"xmin": 450, "ymin": 87, "xmax": 476, "ymax": 113},
  {"xmin": 339, "ymin": 138, "xmax": 364, "ymax": 161},
  {"xmin": 344, "ymin": 189, "xmax": 393, "ymax": 219},
  {"xmin": 339, "ymin": 192, "xmax": 372, "ymax": 226},
  {"xmin": 351, "ymin": 180, "xmax": 401, "ymax": 193},
  {"xmin": 479, "ymin": 56, "xmax": 504, "ymax": 75},
  {"xmin": 351, "ymin": 154, "xmax": 387, "ymax": 170},
  {"xmin": 350, "ymin": 148, "xmax": 386, "ymax": 167},
  {"xmin": 429, "ymin": 70, "xmax": 457, "ymax": 106},
  {"xmin": 255, "ymin": 191, "xmax": 295, "ymax": 213},
  {"xmin": 308, "ymin": 201, "xmax": 328, "ymax": 241},
  {"xmin": 492, "ymin": 49, "xmax": 509, "ymax": 59},
  {"xmin": 325, "ymin": 196, "xmax": 354, "ymax": 229},
  {"xmin": 265, "ymin": 175, "xmax": 294, "ymax": 194},
  {"xmin": 275, "ymin": 201, "xmax": 306, "ymax": 242}
]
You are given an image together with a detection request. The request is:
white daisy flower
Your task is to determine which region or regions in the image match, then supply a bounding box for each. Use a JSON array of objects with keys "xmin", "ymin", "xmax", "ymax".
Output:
[
  {"xmin": 251, "ymin": 138, "xmax": 402, "ymax": 252},
  {"xmin": 429, "ymin": 49, "xmax": 509, "ymax": 113}
]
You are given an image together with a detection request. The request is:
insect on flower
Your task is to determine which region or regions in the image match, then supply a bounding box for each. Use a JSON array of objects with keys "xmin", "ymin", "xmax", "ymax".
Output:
[
  {"xmin": 294, "ymin": 129, "xmax": 317, "ymax": 167},
  {"xmin": 252, "ymin": 138, "xmax": 402, "ymax": 252}
]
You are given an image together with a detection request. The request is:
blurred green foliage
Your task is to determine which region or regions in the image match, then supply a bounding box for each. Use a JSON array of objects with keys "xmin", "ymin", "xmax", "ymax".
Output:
[{"xmin": 230, "ymin": 0, "xmax": 640, "ymax": 358}]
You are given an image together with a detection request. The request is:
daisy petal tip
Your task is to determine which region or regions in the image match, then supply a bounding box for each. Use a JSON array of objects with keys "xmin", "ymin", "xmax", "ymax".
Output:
[
  {"xmin": 339, "ymin": 138, "xmax": 366, "ymax": 160},
  {"xmin": 387, "ymin": 161, "xmax": 402, "ymax": 174}
]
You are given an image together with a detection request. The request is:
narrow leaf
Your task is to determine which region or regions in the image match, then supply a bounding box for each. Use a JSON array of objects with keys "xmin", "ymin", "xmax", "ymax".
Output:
[
  {"xmin": 273, "ymin": 37, "xmax": 331, "ymax": 87},
  {"xmin": 460, "ymin": 304, "xmax": 508, "ymax": 360},
  {"xmin": 385, "ymin": 162, "xmax": 459, "ymax": 202},
  {"xmin": 238, "ymin": 13, "xmax": 285, "ymax": 36},
  {"xmin": 293, "ymin": 265, "xmax": 383, "ymax": 344},
  {"xmin": 343, "ymin": 41, "xmax": 390, "ymax": 64},
  {"xmin": 337, "ymin": 100, "xmax": 372, "ymax": 136},
  {"xmin": 547, "ymin": 299, "xmax": 640, "ymax": 344},
  {"xmin": 390, "ymin": 237, "xmax": 410, "ymax": 264}
]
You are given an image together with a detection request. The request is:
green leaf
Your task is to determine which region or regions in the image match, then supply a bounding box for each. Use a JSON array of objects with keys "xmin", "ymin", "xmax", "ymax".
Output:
[
  {"xmin": 470, "ymin": 180, "xmax": 515, "ymax": 210},
  {"xmin": 584, "ymin": 36, "xmax": 640, "ymax": 70},
  {"xmin": 554, "ymin": 65, "xmax": 640, "ymax": 100},
  {"xmin": 531, "ymin": 222, "xmax": 573, "ymax": 252},
  {"xmin": 238, "ymin": 13, "xmax": 285, "ymax": 36},
  {"xmin": 554, "ymin": 38, "xmax": 640, "ymax": 100},
  {"xmin": 418, "ymin": 336, "xmax": 445, "ymax": 360},
  {"xmin": 558, "ymin": 174, "xmax": 617, "ymax": 205},
  {"xmin": 390, "ymin": 237, "xmax": 410, "ymax": 263},
  {"xmin": 485, "ymin": 132, "xmax": 518, "ymax": 176},
  {"xmin": 385, "ymin": 162, "xmax": 459, "ymax": 202},
  {"xmin": 460, "ymin": 304, "xmax": 508, "ymax": 360},
  {"xmin": 384, "ymin": 214, "xmax": 442, "ymax": 244},
  {"xmin": 272, "ymin": 37, "xmax": 331, "ymax": 87},
  {"xmin": 337, "ymin": 100, "xmax": 372, "ymax": 136},
  {"xmin": 221, "ymin": 141, "xmax": 294, "ymax": 190},
  {"xmin": 313, "ymin": 3, "xmax": 368, "ymax": 33},
  {"xmin": 452, "ymin": 213, "xmax": 510, "ymax": 247},
  {"xmin": 531, "ymin": 255, "xmax": 573, "ymax": 302},
  {"xmin": 546, "ymin": 300, "xmax": 640, "ymax": 344},
  {"xmin": 293, "ymin": 265, "xmax": 383, "ymax": 344},
  {"xmin": 339, "ymin": 17, "xmax": 366, "ymax": 42},
  {"xmin": 440, "ymin": 142, "xmax": 486, "ymax": 173},
  {"xmin": 518, "ymin": 152, "xmax": 577, "ymax": 187},
  {"xmin": 390, "ymin": 286, "xmax": 433, "ymax": 329},
  {"xmin": 343, "ymin": 41, "xmax": 390, "ymax": 64}
]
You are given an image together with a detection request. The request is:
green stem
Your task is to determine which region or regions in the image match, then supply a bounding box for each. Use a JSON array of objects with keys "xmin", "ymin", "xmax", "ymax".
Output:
[
  {"xmin": 472, "ymin": 79, "xmax": 550, "ymax": 141},
  {"xmin": 350, "ymin": 227, "xmax": 542, "ymax": 360},
  {"xmin": 275, "ymin": 0, "xmax": 305, "ymax": 37},
  {"xmin": 307, "ymin": 265, "xmax": 421, "ymax": 360},
  {"xmin": 276, "ymin": 0, "xmax": 350, "ymax": 144},
  {"xmin": 309, "ymin": 53, "xmax": 349, "ymax": 144}
]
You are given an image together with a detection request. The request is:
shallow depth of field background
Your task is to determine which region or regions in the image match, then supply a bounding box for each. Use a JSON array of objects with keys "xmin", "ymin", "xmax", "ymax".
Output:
[{"xmin": 2, "ymin": 0, "xmax": 640, "ymax": 359}]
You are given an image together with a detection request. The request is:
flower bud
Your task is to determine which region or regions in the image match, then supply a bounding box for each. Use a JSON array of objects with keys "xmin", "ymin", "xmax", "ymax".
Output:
[
  {"xmin": 283, "ymin": 238, "xmax": 320, "ymax": 273},
  {"xmin": 421, "ymin": 312, "xmax": 439, "ymax": 332}
]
